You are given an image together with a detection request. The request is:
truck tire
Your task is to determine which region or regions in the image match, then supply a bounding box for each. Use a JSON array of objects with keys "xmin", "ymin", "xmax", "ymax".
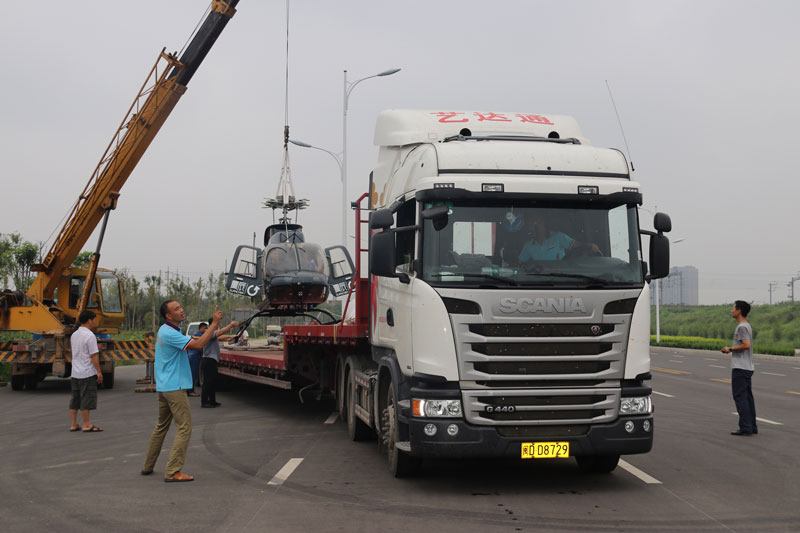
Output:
[
  {"xmin": 575, "ymin": 454, "xmax": 620, "ymax": 474},
  {"xmin": 10, "ymin": 374, "xmax": 24, "ymax": 391},
  {"xmin": 382, "ymin": 384, "xmax": 421, "ymax": 478},
  {"xmin": 23, "ymin": 374, "xmax": 38, "ymax": 390},
  {"xmin": 102, "ymin": 368, "xmax": 115, "ymax": 389},
  {"xmin": 346, "ymin": 371, "xmax": 371, "ymax": 441},
  {"xmin": 336, "ymin": 355, "xmax": 347, "ymax": 423}
]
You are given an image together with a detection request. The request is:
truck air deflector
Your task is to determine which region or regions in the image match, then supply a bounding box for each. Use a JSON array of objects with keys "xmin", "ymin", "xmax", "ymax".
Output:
[{"xmin": 415, "ymin": 188, "xmax": 642, "ymax": 205}]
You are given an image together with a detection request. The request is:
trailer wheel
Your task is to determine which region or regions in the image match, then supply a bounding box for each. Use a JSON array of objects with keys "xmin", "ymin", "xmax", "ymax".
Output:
[
  {"xmin": 102, "ymin": 367, "xmax": 115, "ymax": 389},
  {"xmin": 346, "ymin": 371, "xmax": 371, "ymax": 441},
  {"xmin": 336, "ymin": 355, "xmax": 347, "ymax": 423},
  {"xmin": 575, "ymin": 454, "xmax": 620, "ymax": 474},
  {"xmin": 382, "ymin": 384, "xmax": 421, "ymax": 478},
  {"xmin": 23, "ymin": 374, "xmax": 38, "ymax": 390},
  {"xmin": 10, "ymin": 374, "xmax": 24, "ymax": 391}
]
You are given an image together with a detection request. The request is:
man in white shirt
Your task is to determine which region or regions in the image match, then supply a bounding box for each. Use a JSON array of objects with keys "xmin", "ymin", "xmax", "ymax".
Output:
[{"xmin": 68, "ymin": 310, "xmax": 104, "ymax": 432}]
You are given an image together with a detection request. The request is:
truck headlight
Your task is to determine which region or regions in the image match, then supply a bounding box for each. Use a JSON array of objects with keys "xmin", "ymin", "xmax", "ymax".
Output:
[
  {"xmin": 412, "ymin": 399, "xmax": 463, "ymax": 418},
  {"xmin": 620, "ymin": 396, "xmax": 652, "ymax": 415}
]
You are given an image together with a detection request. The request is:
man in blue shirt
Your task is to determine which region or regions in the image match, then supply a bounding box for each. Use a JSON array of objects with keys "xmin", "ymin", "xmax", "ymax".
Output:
[
  {"xmin": 519, "ymin": 213, "xmax": 600, "ymax": 262},
  {"xmin": 141, "ymin": 300, "xmax": 222, "ymax": 482}
]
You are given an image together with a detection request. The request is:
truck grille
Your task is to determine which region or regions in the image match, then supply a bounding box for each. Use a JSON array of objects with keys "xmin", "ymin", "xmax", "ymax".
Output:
[
  {"xmin": 462, "ymin": 388, "xmax": 620, "ymax": 426},
  {"xmin": 438, "ymin": 287, "xmax": 642, "ymax": 428}
]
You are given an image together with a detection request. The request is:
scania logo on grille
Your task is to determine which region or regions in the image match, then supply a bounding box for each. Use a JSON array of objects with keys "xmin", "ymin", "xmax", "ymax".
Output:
[
  {"xmin": 591, "ymin": 325, "xmax": 602, "ymax": 335},
  {"xmin": 498, "ymin": 297, "xmax": 586, "ymax": 314}
]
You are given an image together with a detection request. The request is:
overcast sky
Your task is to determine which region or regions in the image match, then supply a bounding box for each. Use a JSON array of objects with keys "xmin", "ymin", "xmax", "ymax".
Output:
[{"xmin": 2, "ymin": 0, "xmax": 798, "ymax": 305}]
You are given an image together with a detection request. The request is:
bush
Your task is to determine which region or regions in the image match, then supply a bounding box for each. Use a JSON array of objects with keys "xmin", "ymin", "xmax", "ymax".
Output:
[{"xmin": 651, "ymin": 335, "xmax": 796, "ymax": 356}]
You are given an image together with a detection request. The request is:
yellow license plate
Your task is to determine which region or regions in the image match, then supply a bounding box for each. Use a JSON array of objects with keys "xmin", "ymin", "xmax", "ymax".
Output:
[{"xmin": 521, "ymin": 442, "xmax": 570, "ymax": 459}]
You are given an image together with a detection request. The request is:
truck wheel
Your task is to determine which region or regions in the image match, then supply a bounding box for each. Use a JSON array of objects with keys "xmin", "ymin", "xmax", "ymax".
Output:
[
  {"xmin": 102, "ymin": 369, "xmax": 115, "ymax": 389},
  {"xmin": 575, "ymin": 454, "xmax": 620, "ymax": 474},
  {"xmin": 336, "ymin": 356, "xmax": 347, "ymax": 423},
  {"xmin": 382, "ymin": 384, "xmax": 421, "ymax": 478},
  {"xmin": 346, "ymin": 371, "xmax": 370, "ymax": 441},
  {"xmin": 23, "ymin": 374, "xmax": 38, "ymax": 390},
  {"xmin": 10, "ymin": 374, "xmax": 24, "ymax": 391}
]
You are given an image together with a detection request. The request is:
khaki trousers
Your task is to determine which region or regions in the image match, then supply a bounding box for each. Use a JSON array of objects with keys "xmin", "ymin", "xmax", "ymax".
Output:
[{"xmin": 142, "ymin": 390, "xmax": 192, "ymax": 477}]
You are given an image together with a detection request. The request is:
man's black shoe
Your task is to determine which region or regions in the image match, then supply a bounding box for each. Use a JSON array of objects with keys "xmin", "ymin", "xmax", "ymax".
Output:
[
  {"xmin": 201, "ymin": 403, "xmax": 214, "ymax": 408},
  {"xmin": 212, "ymin": 402, "xmax": 222, "ymax": 407},
  {"xmin": 731, "ymin": 430, "xmax": 753, "ymax": 436}
]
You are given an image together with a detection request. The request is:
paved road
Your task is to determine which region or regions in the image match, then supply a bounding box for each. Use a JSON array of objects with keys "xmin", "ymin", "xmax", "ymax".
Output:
[{"xmin": 1, "ymin": 349, "xmax": 798, "ymax": 532}]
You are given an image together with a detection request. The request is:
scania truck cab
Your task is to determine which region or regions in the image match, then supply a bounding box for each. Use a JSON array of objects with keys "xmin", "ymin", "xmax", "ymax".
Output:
[{"xmin": 367, "ymin": 110, "xmax": 671, "ymax": 474}]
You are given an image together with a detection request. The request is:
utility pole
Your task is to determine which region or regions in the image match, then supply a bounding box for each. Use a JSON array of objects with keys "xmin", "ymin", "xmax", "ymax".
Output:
[
  {"xmin": 768, "ymin": 281, "xmax": 778, "ymax": 305},
  {"xmin": 789, "ymin": 272, "xmax": 800, "ymax": 302}
]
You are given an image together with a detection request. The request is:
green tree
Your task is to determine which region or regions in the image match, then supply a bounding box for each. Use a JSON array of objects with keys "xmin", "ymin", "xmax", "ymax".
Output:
[
  {"xmin": 72, "ymin": 251, "xmax": 93, "ymax": 268},
  {"xmin": 0, "ymin": 233, "xmax": 40, "ymax": 290}
]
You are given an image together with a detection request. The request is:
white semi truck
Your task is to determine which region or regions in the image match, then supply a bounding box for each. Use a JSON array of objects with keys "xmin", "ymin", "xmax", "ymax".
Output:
[{"xmin": 359, "ymin": 110, "xmax": 671, "ymax": 476}]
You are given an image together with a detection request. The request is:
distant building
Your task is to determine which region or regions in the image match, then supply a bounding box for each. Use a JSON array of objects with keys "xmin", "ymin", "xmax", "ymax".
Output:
[{"xmin": 651, "ymin": 266, "xmax": 699, "ymax": 306}]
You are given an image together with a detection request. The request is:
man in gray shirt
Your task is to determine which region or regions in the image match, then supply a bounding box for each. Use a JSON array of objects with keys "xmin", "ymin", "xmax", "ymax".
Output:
[
  {"xmin": 722, "ymin": 300, "xmax": 757, "ymax": 436},
  {"xmin": 200, "ymin": 316, "xmax": 238, "ymax": 408}
]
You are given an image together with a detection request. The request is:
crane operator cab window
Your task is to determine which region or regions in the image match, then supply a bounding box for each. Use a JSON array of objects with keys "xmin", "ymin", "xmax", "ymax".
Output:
[{"xmin": 67, "ymin": 273, "xmax": 123, "ymax": 313}]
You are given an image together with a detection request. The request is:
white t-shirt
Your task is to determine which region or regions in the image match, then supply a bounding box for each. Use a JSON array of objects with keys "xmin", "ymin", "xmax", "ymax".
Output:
[{"xmin": 70, "ymin": 326, "xmax": 99, "ymax": 379}]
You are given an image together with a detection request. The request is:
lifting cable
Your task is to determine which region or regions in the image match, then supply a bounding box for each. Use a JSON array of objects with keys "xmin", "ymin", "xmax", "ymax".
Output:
[{"xmin": 277, "ymin": 0, "xmax": 293, "ymax": 226}]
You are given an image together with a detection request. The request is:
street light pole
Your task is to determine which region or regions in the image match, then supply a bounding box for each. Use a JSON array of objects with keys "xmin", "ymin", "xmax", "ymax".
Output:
[{"xmin": 342, "ymin": 67, "xmax": 401, "ymax": 250}]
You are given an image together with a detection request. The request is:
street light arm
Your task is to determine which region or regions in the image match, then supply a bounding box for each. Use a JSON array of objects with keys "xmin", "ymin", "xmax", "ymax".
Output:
[{"xmin": 289, "ymin": 139, "xmax": 343, "ymax": 174}]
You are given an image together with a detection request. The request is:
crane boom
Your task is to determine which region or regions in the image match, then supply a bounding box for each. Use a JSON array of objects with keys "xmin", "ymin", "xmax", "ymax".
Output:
[{"xmin": 28, "ymin": 0, "xmax": 240, "ymax": 304}]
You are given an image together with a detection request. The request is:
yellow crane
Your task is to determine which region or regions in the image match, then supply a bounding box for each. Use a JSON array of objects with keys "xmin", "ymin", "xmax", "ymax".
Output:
[{"xmin": 0, "ymin": 0, "xmax": 240, "ymax": 390}]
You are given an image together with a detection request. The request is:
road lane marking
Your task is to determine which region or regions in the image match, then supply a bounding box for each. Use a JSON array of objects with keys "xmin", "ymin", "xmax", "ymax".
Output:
[
  {"xmin": 618, "ymin": 459, "xmax": 661, "ymax": 484},
  {"xmin": 653, "ymin": 391, "xmax": 675, "ymax": 398},
  {"xmin": 762, "ymin": 372, "xmax": 785, "ymax": 377},
  {"xmin": 652, "ymin": 366, "xmax": 691, "ymax": 375},
  {"xmin": 669, "ymin": 360, "xmax": 684, "ymax": 363},
  {"xmin": 710, "ymin": 378, "xmax": 731, "ymax": 384},
  {"xmin": 324, "ymin": 412, "xmax": 338, "ymax": 424},
  {"xmin": 268, "ymin": 458, "xmax": 304, "ymax": 486},
  {"xmin": 788, "ymin": 391, "xmax": 800, "ymax": 396},
  {"xmin": 704, "ymin": 358, "xmax": 718, "ymax": 361},
  {"xmin": 730, "ymin": 413, "xmax": 783, "ymax": 425},
  {"xmin": 709, "ymin": 365, "xmax": 726, "ymax": 369}
]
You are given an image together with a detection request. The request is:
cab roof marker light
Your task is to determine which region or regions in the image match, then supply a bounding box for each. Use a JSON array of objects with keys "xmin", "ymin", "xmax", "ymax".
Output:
[
  {"xmin": 623, "ymin": 187, "xmax": 638, "ymax": 192},
  {"xmin": 578, "ymin": 185, "xmax": 599, "ymax": 195},
  {"xmin": 434, "ymin": 183, "xmax": 455, "ymax": 189}
]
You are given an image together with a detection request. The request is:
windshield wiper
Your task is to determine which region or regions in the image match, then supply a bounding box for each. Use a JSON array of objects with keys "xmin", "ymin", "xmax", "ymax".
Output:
[
  {"xmin": 430, "ymin": 272, "xmax": 518, "ymax": 286},
  {"xmin": 523, "ymin": 271, "xmax": 609, "ymax": 285}
]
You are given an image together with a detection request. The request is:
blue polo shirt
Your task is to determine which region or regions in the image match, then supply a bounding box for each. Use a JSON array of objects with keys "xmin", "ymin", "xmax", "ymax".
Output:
[
  {"xmin": 519, "ymin": 232, "xmax": 574, "ymax": 262},
  {"xmin": 155, "ymin": 322, "xmax": 193, "ymax": 392}
]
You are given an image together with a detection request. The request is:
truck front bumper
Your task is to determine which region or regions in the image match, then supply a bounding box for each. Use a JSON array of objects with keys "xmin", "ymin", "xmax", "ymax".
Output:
[{"xmin": 407, "ymin": 415, "xmax": 653, "ymax": 459}]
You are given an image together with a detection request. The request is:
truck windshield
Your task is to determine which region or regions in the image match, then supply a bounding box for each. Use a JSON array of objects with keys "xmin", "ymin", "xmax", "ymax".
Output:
[{"xmin": 421, "ymin": 201, "xmax": 643, "ymax": 288}]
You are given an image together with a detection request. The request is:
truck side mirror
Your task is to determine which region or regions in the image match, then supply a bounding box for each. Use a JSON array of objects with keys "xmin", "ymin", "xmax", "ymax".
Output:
[
  {"xmin": 370, "ymin": 231, "xmax": 397, "ymax": 278},
  {"xmin": 421, "ymin": 205, "xmax": 449, "ymax": 231},
  {"xmin": 370, "ymin": 208, "xmax": 394, "ymax": 230},
  {"xmin": 647, "ymin": 234, "xmax": 670, "ymax": 280},
  {"xmin": 654, "ymin": 212, "xmax": 671, "ymax": 233}
]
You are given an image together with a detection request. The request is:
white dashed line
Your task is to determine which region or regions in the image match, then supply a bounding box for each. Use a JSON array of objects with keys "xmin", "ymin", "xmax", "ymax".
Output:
[
  {"xmin": 653, "ymin": 391, "xmax": 675, "ymax": 398},
  {"xmin": 762, "ymin": 372, "xmax": 785, "ymax": 377},
  {"xmin": 669, "ymin": 360, "xmax": 683, "ymax": 363},
  {"xmin": 268, "ymin": 458, "xmax": 304, "ymax": 486},
  {"xmin": 708, "ymin": 365, "xmax": 726, "ymax": 369},
  {"xmin": 731, "ymin": 413, "xmax": 783, "ymax": 425},
  {"xmin": 704, "ymin": 358, "xmax": 718, "ymax": 361},
  {"xmin": 618, "ymin": 459, "xmax": 661, "ymax": 484},
  {"xmin": 324, "ymin": 412, "xmax": 338, "ymax": 424}
]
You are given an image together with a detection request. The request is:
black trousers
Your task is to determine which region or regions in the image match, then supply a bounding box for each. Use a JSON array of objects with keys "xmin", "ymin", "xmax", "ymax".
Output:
[
  {"xmin": 200, "ymin": 358, "xmax": 219, "ymax": 405},
  {"xmin": 732, "ymin": 368, "xmax": 757, "ymax": 433}
]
